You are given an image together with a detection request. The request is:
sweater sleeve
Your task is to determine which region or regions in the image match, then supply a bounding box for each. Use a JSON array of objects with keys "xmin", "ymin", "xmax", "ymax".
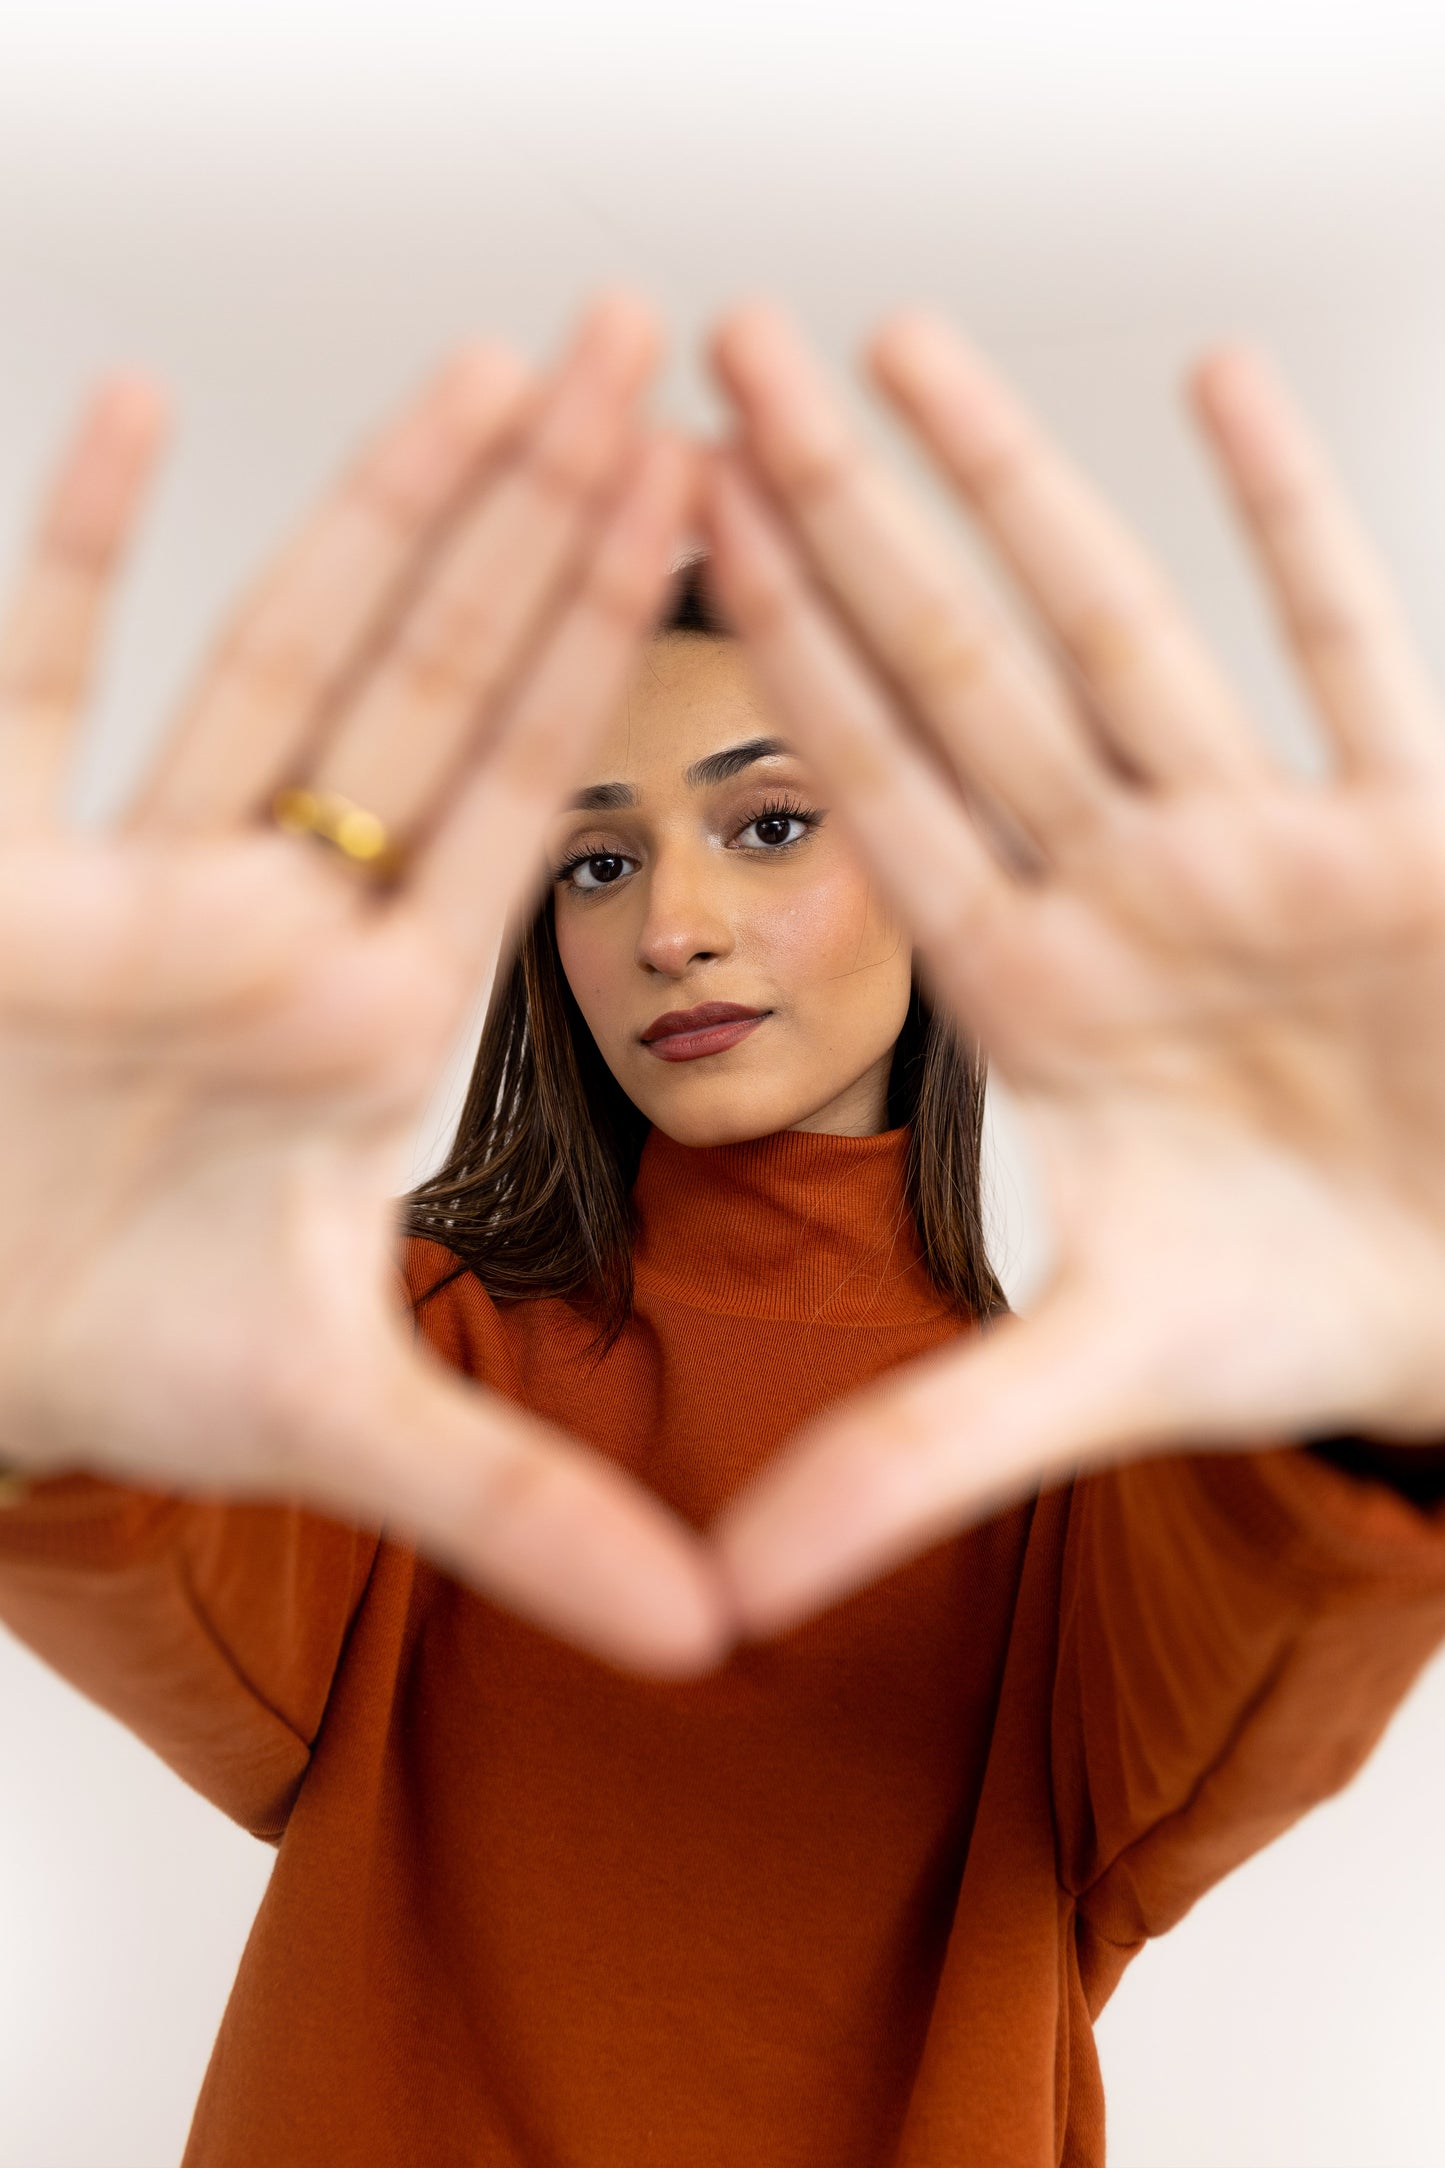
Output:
[
  {"xmin": 0, "ymin": 1479, "xmax": 382, "ymax": 1843},
  {"xmin": 0, "ymin": 1235, "xmax": 482, "ymax": 1845},
  {"xmin": 1050, "ymin": 1440, "xmax": 1445, "ymax": 2011}
]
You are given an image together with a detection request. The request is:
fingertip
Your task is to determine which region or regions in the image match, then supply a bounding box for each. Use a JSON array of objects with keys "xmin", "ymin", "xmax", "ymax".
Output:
[
  {"xmin": 1184, "ymin": 343, "xmax": 1315, "ymax": 490},
  {"xmin": 865, "ymin": 303, "xmax": 936, "ymax": 371},
  {"xmin": 1184, "ymin": 339, "xmax": 1286, "ymax": 425},
  {"xmin": 630, "ymin": 1571, "xmax": 742, "ymax": 1681},
  {"xmin": 707, "ymin": 291, "xmax": 779, "ymax": 360},
  {"xmin": 574, "ymin": 285, "xmax": 668, "ymax": 383},
  {"xmin": 548, "ymin": 1514, "xmax": 742, "ymax": 1683},
  {"xmin": 90, "ymin": 371, "xmax": 173, "ymax": 455},
  {"xmin": 866, "ymin": 304, "xmax": 958, "ymax": 383},
  {"xmin": 708, "ymin": 293, "xmax": 802, "ymax": 392},
  {"xmin": 96, "ymin": 367, "xmax": 168, "ymax": 417},
  {"xmin": 440, "ymin": 339, "xmax": 533, "ymax": 426},
  {"xmin": 47, "ymin": 372, "xmax": 175, "ymax": 556},
  {"xmin": 707, "ymin": 1517, "xmax": 822, "ymax": 1646}
]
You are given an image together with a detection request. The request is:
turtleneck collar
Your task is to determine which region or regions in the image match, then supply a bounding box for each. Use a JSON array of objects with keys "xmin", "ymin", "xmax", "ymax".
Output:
[{"xmin": 630, "ymin": 1122, "xmax": 956, "ymax": 1324}]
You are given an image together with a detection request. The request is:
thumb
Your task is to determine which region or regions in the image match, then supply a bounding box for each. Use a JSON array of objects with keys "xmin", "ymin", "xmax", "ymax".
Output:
[
  {"xmin": 295, "ymin": 1330, "xmax": 738, "ymax": 1681},
  {"xmin": 709, "ymin": 1282, "xmax": 1162, "ymax": 1640}
]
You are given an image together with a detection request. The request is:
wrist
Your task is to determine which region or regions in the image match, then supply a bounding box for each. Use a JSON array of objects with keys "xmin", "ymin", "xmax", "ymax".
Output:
[
  {"xmin": 1339, "ymin": 1387, "xmax": 1445, "ymax": 1447},
  {"xmin": 1332, "ymin": 1278, "xmax": 1445, "ymax": 1445}
]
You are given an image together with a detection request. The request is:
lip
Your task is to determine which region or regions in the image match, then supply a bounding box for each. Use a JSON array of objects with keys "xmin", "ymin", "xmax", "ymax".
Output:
[{"xmin": 640, "ymin": 1001, "xmax": 770, "ymax": 1063}]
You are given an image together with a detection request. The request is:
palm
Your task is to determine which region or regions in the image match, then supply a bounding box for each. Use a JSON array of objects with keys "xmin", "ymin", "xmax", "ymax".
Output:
[
  {"xmin": 954, "ymin": 779, "xmax": 1445, "ymax": 1442},
  {"xmin": 0, "ymin": 834, "xmax": 459, "ymax": 1487},
  {"xmin": 0, "ymin": 310, "xmax": 734, "ymax": 1679},
  {"xmin": 703, "ymin": 301, "xmax": 1445, "ymax": 1634}
]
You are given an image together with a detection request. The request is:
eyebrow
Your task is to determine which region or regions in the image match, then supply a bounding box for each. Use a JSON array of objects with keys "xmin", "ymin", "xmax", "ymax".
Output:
[
  {"xmin": 686, "ymin": 735, "xmax": 793, "ymax": 788},
  {"xmin": 565, "ymin": 736, "xmax": 794, "ymax": 812},
  {"xmin": 566, "ymin": 781, "xmax": 637, "ymax": 811}
]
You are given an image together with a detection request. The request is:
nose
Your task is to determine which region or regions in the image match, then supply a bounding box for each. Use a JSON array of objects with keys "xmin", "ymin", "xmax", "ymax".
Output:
[{"xmin": 634, "ymin": 845, "xmax": 736, "ymax": 977}]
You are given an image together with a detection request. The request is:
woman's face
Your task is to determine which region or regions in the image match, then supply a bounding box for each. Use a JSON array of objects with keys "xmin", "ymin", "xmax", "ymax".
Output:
[{"xmin": 549, "ymin": 633, "xmax": 913, "ymax": 1145}]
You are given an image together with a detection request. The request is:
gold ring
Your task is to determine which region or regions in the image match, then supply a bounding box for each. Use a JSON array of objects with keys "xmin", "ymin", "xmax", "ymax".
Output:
[{"xmin": 271, "ymin": 786, "xmax": 404, "ymax": 883}]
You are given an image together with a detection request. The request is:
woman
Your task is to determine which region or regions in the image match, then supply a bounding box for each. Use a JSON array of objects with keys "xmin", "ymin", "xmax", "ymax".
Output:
[{"xmin": 4, "ymin": 288, "xmax": 1445, "ymax": 2166}]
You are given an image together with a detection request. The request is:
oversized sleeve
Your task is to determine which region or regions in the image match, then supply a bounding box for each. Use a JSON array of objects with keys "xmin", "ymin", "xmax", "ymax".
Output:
[
  {"xmin": 0, "ymin": 1235, "xmax": 491, "ymax": 1844},
  {"xmin": 0, "ymin": 1478, "xmax": 382, "ymax": 1842},
  {"xmin": 1050, "ymin": 1439, "xmax": 1445, "ymax": 2011}
]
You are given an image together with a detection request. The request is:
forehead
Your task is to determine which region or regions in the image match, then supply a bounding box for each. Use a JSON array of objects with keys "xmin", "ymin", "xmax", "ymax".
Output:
[{"xmin": 583, "ymin": 635, "xmax": 778, "ymax": 783}]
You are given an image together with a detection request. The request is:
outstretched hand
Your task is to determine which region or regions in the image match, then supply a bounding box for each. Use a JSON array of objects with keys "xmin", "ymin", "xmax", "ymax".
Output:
[
  {"xmin": 701, "ymin": 302, "xmax": 1445, "ymax": 1637},
  {"xmin": 11, "ymin": 294, "xmax": 1445, "ymax": 1676},
  {"xmin": 0, "ymin": 298, "xmax": 734, "ymax": 1679}
]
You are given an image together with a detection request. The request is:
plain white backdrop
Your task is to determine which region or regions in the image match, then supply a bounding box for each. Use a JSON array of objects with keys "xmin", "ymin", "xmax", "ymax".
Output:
[{"xmin": 2, "ymin": 3, "xmax": 1445, "ymax": 2161}]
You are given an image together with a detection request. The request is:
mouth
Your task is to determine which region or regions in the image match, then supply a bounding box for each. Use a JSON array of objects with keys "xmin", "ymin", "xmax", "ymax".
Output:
[{"xmin": 640, "ymin": 1002, "xmax": 771, "ymax": 1063}]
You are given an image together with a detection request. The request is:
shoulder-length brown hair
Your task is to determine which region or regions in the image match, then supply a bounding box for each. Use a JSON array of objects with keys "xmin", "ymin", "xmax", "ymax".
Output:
[{"xmin": 404, "ymin": 560, "xmax": 1009, "ymax": 1344}]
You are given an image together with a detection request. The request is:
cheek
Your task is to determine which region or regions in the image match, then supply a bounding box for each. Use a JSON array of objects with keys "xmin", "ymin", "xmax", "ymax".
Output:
[
  {"xmin": 759, "ymin": 855, "xmax": 901, "ymax": 986},
  {"xmin": 553, "ymin": 907, "xmax": 626, "ymax": 1034}
]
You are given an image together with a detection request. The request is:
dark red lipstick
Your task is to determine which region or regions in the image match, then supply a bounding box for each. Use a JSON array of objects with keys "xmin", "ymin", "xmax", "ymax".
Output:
[{"xmin": 640, "ymin": 1002, "xmax": 770, "ymax": 1062}]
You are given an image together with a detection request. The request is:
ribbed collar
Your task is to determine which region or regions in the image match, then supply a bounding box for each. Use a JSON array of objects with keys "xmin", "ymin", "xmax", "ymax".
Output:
[{"xmin": 630, "ymin": 1122, "xmax": 954, "ymax": 1323}]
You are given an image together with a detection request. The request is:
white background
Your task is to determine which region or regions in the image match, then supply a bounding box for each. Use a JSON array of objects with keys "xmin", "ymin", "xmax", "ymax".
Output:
[{"xmin": 2, "ymin": 2, "xmax": 1445, "ymax": 2161}]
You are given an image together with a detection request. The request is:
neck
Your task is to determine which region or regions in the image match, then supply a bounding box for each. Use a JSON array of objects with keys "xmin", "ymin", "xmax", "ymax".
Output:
[{"xmin": 786, "ymin": 1049, "xmax": 895, "ymax": 1139}]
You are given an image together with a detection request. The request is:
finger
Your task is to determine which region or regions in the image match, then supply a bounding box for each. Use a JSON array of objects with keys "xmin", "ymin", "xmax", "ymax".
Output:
[
  {"xmin": 1187, "ymin": 343, "xmax": 1445, "ymax": 782},
  {"xmin": 0, "ymin": 377, "xmax": 169, "ymax": 835},
  {"xmin": 702, "ymin": 449, "xmax": 1020, "ymax": 974},
  {"xmin": 709, "ymin": 304, "xmax": 1118, "ymax": 863},
  {"xmin": 709, "ymin": 1286, "xmax": 1155, "ymax": 1640},
  {"xmin": 867, "ymin": 308, "xmax": 1278, "ymax": 792},
  {"xmin": 0, "ymin": 835, "xmax": 353, "ymax": 1025},
  {"xmin": 281, "ymin": 1327, "xmax": 735, "ymax": 1679},
  {"xmin": 127, "ymin": 342, "xmax": 532, "ymax": 832},
  {"xmin": 302, "ymin": 291, "xmax": 663, "ymax": 836},
  {"xmin": 411, "ymin": 430, "xmax": 697, "ymax": 970}
]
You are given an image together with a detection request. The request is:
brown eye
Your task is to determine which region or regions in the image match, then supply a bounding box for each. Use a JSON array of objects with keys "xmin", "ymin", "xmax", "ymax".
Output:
[
  {"xmin": 737, "ymin": 813, "xmax": 811, "ymax": 850},
  {"xmin": 564, "ymin": 852, "xmax": 635, "ymax": 892}
]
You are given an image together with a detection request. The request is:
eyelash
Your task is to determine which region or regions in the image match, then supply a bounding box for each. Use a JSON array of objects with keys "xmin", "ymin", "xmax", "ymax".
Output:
[
  {"xmin": 552, "ymin": 794, "xmax": 825, "ymax": 895},
  {"xmin": 739, "ymin": 793, "xmax": 825, "ymax": 845}
]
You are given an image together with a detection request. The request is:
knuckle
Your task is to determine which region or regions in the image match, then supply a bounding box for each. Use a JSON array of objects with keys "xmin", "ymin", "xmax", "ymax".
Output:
[
  {"xmin": 1064, "ymin": 595, "xmax": 1155, "ymax": 682},
  {"xmin": 774, "ymin": 430, "xmax": 858, "ymax": 511},
  {"xmin": 0, "ymin": 591, "xmax": 92, "ymax": 711},
  {"xmin": 737, "ymin": 568, "xmax": 793, "ymax": 639},
  {"xmin": 222, "ymin": 621, "xmax": 323, "ymax": 713},
  {"xmin": 353, "ymin": 443, "xmax": 452, "ymax": 533},
  {"xmin": 35, "ymin": 511, "xmax": 114, "ymax": 580},
  {"xmin": 718, "ymin": 553, "xmax": 791, "ymax": 640},
  {"xmin": 579, "ymin": 546, "xmax": 653, "ymax": 631},
  {"xmin": 898, "ymin": 597, "xmax": 995, "ymax": 705},
  {"xmin": 0, "ymin": 659, "xmax": 80, "ymax": 714},
  {"xmin": 472, "ymin": 1428, "xmax": 558, "ymax": 1532},
  {"xmin": 494, "ymin": 709, "xmax": 578, "ymax": 806},
  {"xmin": 1242, "ymin": 473, "xmax": 1310, "ymax": 538},
  {"xmin": 950, "ymin": 425, "xmax": 1030, "ymax": 510},
  {"xmin": 355, "ymin": 371, "xmax": 522, "ymax": 531},
  {"xmin": 1282, "ymin": 593, "xmax": 1367, "ymax": 660},
  {"xmin": 395, "ymin": 587, "xmax": 501, "ymax": 712},
  {"xmin": 524, "ymin": 425, "xmax": 608, "ymax": 511}
]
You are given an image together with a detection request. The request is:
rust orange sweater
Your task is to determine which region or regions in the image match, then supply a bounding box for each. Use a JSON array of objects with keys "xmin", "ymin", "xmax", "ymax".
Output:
[{"xmin": 6, "ymin": 1122, "xmax": 1445, "ymax": 2166}]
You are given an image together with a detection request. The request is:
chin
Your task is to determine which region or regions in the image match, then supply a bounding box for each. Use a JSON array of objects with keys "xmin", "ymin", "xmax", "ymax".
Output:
[
  {"xmin": 636, "ymin": 1078, "xmax": 811, "ymax": 1150},
  {"xmin": 648, "ymin": 1109, "xmax": 792, "ymax": 1149}
]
